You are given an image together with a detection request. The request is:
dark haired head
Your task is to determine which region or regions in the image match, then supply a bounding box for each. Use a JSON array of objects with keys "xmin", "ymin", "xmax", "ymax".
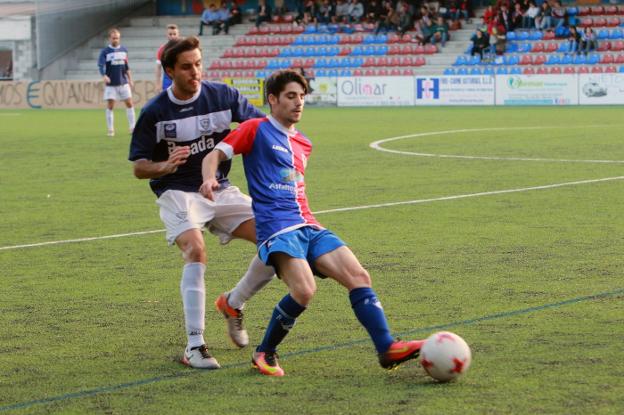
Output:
[
  {"xmin": 161, "ymin": 36, "xmax": 201, "ymax": 71},
  {"xmin": 265, "ymin": 70, "xmax": 308, "ymax": 103}
]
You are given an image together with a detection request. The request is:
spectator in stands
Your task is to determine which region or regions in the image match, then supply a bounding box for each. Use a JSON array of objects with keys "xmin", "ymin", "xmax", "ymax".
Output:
[
  {"xmin": 273, "ymin": 0, "xmax": 287, "ymax": 20},
  {"xmin": 395, "ymin": 1, "xmax": 412, "ymax": 36},
  {"xmin": 215, "ymin": 4, "xmax": 232, "ymax": 35},
  {"xmin": 523, "ymin": 1, "xmax": 539, "ymax": 29},
  {"xmin": 458, "ymin": 0, "xmax": 470, "ymax": 23},
  {"xmin": 489, "ymin": 25, "xmax": 506, "ymax": 57},
  {"xmin": 511, "ymin": 3, "xmax": 524, "ymax": 31},
  {"xmin": 536, "ymin": 1, "xmax": 552, "ymax": 30},
  {"xmin": 482, "ymin": 4, "xmax": 495, "ymax": 26},
  {"xmin": 226, "ymin": 0, "xmax": 242, "ymax": 25},
  {"xmin": 580, "ymin": 27, "xmax": 597, "ymax": 55},
  {"xmin": 198, "ymin": 4, "xmax": 221, "ymax": 36},
  {"xmin": 567, "ymin": 25, "xmax": 581, "ymax": 54},
  {"xmin": 551, "ymin": 0, "xmax": 566, "ymax": 29},
  {"xmin": 470, "ymin": 28, "xmax": 489, "ymax": 59},
  {"xmin": 375, "ymin": 1, "xmax": 399, "ymax": 34},
  {"xmin": 255, "ymin": 0, "xmax": 272, "ymax": 27},
  {"xmin": 335, "ymin": 0, "xmax": 351, "ymax": 23},
  {"xmin": 316, "ymin": 0, "xmax": 335, "ymax": 24},
  {"xmin": 366, "ymin": 0, "xmax": 383, "ymax": 24},
  {"xmin": 348, "ymin": 0, "xmax": 365, "ymax": 23},
  {"xmin": 498, "ymin": 4, "xmax": 512, "ymax": 33},
  {"xmin": 430, "ymin": 16, "xmax": 449, "ymax": 47}
]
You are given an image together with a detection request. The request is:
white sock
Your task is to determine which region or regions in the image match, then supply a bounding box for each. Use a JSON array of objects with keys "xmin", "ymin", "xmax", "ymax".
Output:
[
  {"xmin": 227, "ymin": 255, "xmax": 275, "ymax": 310},
  {"xmin": 126, "ymin": 107, "xmax": 136, "ymax": 130},
  {"xmin": 106, "ymin": 109, "xmax": 114, "ymax": 131},
  {"xmin": 180, "ymin": 262, "xmax": 206, "ymax": 348}
]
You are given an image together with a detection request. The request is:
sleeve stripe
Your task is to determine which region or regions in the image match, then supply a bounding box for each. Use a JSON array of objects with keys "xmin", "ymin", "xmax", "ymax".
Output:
[{"xmin": 216, "ymin": 142, "xmax": 234, "ymax": 159}]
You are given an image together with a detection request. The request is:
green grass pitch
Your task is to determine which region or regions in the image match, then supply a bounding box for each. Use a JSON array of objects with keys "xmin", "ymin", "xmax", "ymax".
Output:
[{"xmin": 1, "ymin": 106, "xmax": 623, "ymax": 414}]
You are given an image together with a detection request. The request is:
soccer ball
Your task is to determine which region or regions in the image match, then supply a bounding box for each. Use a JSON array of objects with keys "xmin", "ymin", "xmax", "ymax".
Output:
[{"xmin": 420, "ymin": 331, "xmax": 471, "ymax": 382}]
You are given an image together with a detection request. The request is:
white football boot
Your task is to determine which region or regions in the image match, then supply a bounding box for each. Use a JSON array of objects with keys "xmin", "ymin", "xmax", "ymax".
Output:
[{"xmin": 181, "ymin": 345, "xmax": 221, "ymax": 369}]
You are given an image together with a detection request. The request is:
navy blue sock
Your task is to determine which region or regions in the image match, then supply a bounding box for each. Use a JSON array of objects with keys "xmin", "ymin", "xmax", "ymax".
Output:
[
  {"xmin": 257, "ymin": 294, "xmax": 306, "ymax": 353},
  {"xmin": 349, "ymin": 287, "xmax": 394, "ymax": 354}
]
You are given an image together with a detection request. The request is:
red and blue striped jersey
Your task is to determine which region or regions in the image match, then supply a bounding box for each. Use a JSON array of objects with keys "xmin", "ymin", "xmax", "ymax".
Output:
[{"xmin": 216, "ymin": 116, "xmax": 322, "ymax": 245}]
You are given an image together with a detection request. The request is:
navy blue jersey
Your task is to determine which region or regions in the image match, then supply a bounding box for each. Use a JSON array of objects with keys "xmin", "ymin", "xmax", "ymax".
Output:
[
  {"xmin": 128, "ymin": 81, "xmax": 265, "ymax": 197},
  {"xmin": 98, "ymin": 45, "xmax": 129, "ymax": 86}
]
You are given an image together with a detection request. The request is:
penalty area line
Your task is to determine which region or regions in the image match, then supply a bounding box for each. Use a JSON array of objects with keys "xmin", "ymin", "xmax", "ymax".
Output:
[
  {"xmin": 1, "ymin": 175, "xmax": 623, "ymax": 252},
  {"xmin": 1, "ymin": 287, "xmax": 622, "ymax": 413}
]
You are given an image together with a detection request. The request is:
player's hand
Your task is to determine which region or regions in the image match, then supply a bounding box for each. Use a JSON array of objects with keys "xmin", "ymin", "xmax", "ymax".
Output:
[
  {"xmin": 103, "ymin": 75, "xmax": 111, "ymax": 84},
  {"xmin": 164, "ymin": 146, "xmax": 190, "ymax": 174},
  {"xmin": 199, "ymin": 178, "xmax": 220, "ymax": 201},
  {"xmin": 128, "ymin": 79, "xmax": 134, "ymax": 88}
]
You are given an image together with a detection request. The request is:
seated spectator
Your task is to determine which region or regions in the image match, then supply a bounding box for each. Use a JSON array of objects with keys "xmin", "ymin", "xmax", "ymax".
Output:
[
  {"xmin": 489, "ymin": 25, "xmax": 506, "ymax": 56},
  {"xmin": 523, "ymin": 1, "xmax": 539, "ymax": 29},
  {"xmin": 458, "ymin": 0, "xmax": 470, "ymax": 22},
  {"xmin": 348, "ymin": 0, "xmax": 365, "ymax": 23},
  {"xmin": 568, "ymin": 26, "xmax": 581, "ymax": 54},
  {"xmin": 580, "ymin": 27, "xmax": 597, "ymax": 55},
  {"xmin": 511, "ymin": 3, "xmax": 523, "ymax": 31},
  {"xmin": 366, "ymin": 0, "xmax": 383, "ymax": 24},
  {"xmin": 273, "ymin": 0, "xmax": 287, "ymax": 20},
  {"xmin": 482, "ymin": 5, "xmax": 495, "ymax": 26},
  {"xmin": 316, "ymin": 0, "xmax": 335, "ymax": 24},
  {"xmin": 498, "ymin": 5, "xmax": 512, "ymax": 34},
  {"xmin": 470, "ymin": 28, "xmax": 489, "ymax": 59},
  {"xmin": 213, "ymin": 4, "xmax": 232, "ymax": 34},
  {"xmin": 225, "ymin": 0, "xmax": 242, "ymax": 25},
  {"xmin": 335, "ymin": 0, "xmax": 350, "ymax": 23},
  {"xmin": 396, "ymin": 1, "xmax": 412, "ymax": 36},
  {"xmin": 551, "ymin": 0, "xmax": 566, "ymax": 29},
  {"xmin": 198, "ymin": 4, "xmax": 221, "ymax": 36},
  {"xmin": 430, "ymin": 16, "xmax": 449, "ymax": 47},
  {"xmin": 375, "ymin": 0, "xmax": 399, "ymax": 34},
  {"xmin": 255, "ymin": 0, "xmax": 271, "ymax": 27},
  {"xmin": 536, "ymin": 1, "xmax": 552, "ymax": 30}
]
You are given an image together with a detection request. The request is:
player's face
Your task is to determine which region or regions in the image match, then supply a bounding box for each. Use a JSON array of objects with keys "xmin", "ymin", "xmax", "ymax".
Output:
[
  {"xmin": 270, "ymin": 81, "xmax": 305, "ymax": 128},
  {"xmin": 167, "ymin": 29, "xmax": 179, "ymax": 40},
  {"xmin": 169, "ymin": 48, "xmax": 202, "ymax": 99},
  {"xmin": 109, "ymin": 32, "xmax": 120, "ymax": 47}
]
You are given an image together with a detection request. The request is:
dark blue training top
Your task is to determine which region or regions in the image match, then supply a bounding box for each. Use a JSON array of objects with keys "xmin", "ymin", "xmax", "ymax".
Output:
[
  {"xmin": 128, "ymin": 81, "xmax": 265, "ymax": 197},
  {"xmin": 98, "ymin": 45, "xmax": 130, "ymax": 86}
]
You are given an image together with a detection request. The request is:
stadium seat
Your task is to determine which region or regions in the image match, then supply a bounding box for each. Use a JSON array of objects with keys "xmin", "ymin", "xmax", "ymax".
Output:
[
  {"xmin": 454, "ymin": 55, "xmax": 468, "ymax": 66},
  {"xmin": 529, "ymin": 31, "xmax": 543, "ymax": 41},
  {"xmin": 546, "ymin": 43, "xmax": 558, "ymax": 53},
  {"xmin": 531, "ymin": 42, "xmax": 545, "ymax": 53},
  {"xmin": 456, "ymin": 67, "xmax": 469, "ymax": 75},
  {"xmin": 506, "ymin": 31, "xmax": 516, "ymax": 41},
  {"xmin": 496, "ymin": 66, "xmax": 508, "ymax": 74},
  {"xmin": 601, "ymin": 54, "xmax": 615, "ymax": 64},
  {"xmin": 523, "ymin": 67, "xmax": 536, "ymax": 74},
  {"xmin": 573, "ymin": 55, "xmax": 587, "ymax": 64},
  {"xmin": 443, "ymin": 68, "xmax": 456, "ymax": 75},
  {"xmin": 549, "ymin": 66, "xmax": 562, "ymax": 74},
  {"xmin": 591, "ymin": 66, "xmax": 603, "ymax": 73},
  {"xmin": 483, "ymin": 67, "xmax": 495, "ymax": 75},
  {"xmin": 563, "ymin": 66, "xmax": 575, "ymax": 74},
  {"xmin": 402, "ymin": 69, "xmax": 414, "ymax": 76},
  {"xmin": 546, "ymin": 54, "xmax": 561, "ymax": 65},
  {"xmin": 536, "ymin": 66, "xmax": 548, "ymax": 74},
  {"xmin": 616, "ymin": 54, "xmax": 624, "ymax": 64},
  {"xmin": 587, "ymin": 54, "xmax": 600, "ymax": 65},
  {"xmin": 520, "ymin": 55, "xmax": 533, "ymax": 65},
  {"xmin": 534, "ymin": 55, "xmax": 547, "ymax": 65},
  {"xmin": 578, "ymin": 66, "xmax": 590, "ymax": 73},
  {"xmin": 610, "ymin": 29, "xmax": 623, "ymax": 40},
  {"xmin": 543, "ymin": 31, "xmax": 555, "ymax": 40},
  {"xmin": 605, "ymin": 65, "xmax": 617, "ymax": 73},
  {"xmin": 470, "ymin": 67, "xmax": 482, "ymax": 75}
]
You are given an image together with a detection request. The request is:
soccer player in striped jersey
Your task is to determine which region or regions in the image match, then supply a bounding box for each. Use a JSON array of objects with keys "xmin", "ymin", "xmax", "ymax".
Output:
[
  {"xmin": 200, "ymin": 70, "xmax": 425, "ymax": 377},
  {"xmin": 98, "ymin": 28, "xmax": 135, "ymax": 137},
  {"xmin": 129, "ymin": 36, "xmax": 275, "ymax": 369},
  {"xmin": 155, "ymin": 24, "xmax": 179, "ymax": 91}
]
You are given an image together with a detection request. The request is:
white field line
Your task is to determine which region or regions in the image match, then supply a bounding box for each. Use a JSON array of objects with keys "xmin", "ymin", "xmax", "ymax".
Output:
[
  {"xmin": 370, "ymin": 127, "xmax": 624, "ymax": 164},
  {"xmin": 1, "ymin": 175, "xmax": 623, "ymax": 251}
]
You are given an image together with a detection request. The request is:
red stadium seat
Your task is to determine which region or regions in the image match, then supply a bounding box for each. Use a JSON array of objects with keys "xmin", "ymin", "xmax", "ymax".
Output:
[
  {"xmin": 303, "ymin": 58, "xmax": 315, "ymax": 67},
  {"xmin": 578, "ymin": 7, "xmax": 590, "ymax": 17},
  {"xmin": 563, "ymin": 66, "xmax": 575, "ymax": 74},
  {"xmin": 523, "ymin": 67, "xmax": 536, "ymax": 74},
  {"xmin": 415, "ymin": 56, "xmax": 426, "ymax": 66},
  {"xmin": 377, "ymin": 68, "xmax": 389, "ymax": 76},
  {"xmin": 387, "ymin": 33, "xmax": 400, "ymax": 43},
  {"xmin": 414, "ymin": 45, "xmax": 426, "ymax": 54},
  {"xmin": 578, "ymin": 66, "xmax": 590, "ymax": 73},
  {"xmin": 363, "ymin": 57, "xmax": 376, "ymax": 67},
  {"xmin": 612, "ymin": 41, "xmax": 624, "ymax": 51},
  {"xmin": 607, "ymin": 17, "xmax": 620, "ymax": 27},
  {"xmin": 536, "ymin": 66, "xmax": 548, "ymax": 74},
  {"xmin": 615, "ymin": 54, "xmax": 624, "ymax": 64},
  {"xmin": 591, "ymin": 66, "xmax": 604, "ymax": 73},
  {"xmin": 339, "ymin": 46, "xmax": 352, "ymax": 56},
  {"xmin": 400, "ymin": 34, "xmax": 412, "ymax": 43},
  {"xmin": 353, "ymin": 69, "xmax": 363, "ymax": 76},
  {"xmin": 598, "ymin": 41, "xmax": 611, "ymax": 52},
  {"xmin": 534, "ymin": 55, "xmax": 547, "ymax": 65},
  {"xmin": 390, "ymin": 68, "xmax": 401, "ymax": 76},
  {"xmin": 546, "ymin": 43, "xmax": 558, "ymax": 53},
  {"xmin": 531, "ymin": 42, "xmax": 545, "ymax": 53},
  {"xmin": 388, "ymin": 44, "xmax": 401, "ymax": 55},
  {"xmin": 424, "ymin": 44, "xmax": 438, "ymax": 54},
  {"xmin": 605, "ymin": 65, "xmax": 617, "ymax": 73},
  {"xmin": 543, "ymin": 31, "xmax": 555, "ymax": 40},
  {"xmin": 402, "ymin": 68, "xmax": 414, "ymax": 75},
  {"xmin": 605, "ymin": 6, "xmax": 618, "ymax": 15},
  {"xmin": 590, "ymin": 6, "xmax": 604, "ymax": 16},
  {"xmin": 594, "ymin": 17, "xmax": 607, "ymax": 27},
  {"xmin": 601, "ymin": 54, "xmax": 615, "ymax": 64},
  {"xmin": 549, "ymin": 66, "xmax": 562, "ymax": 74},
  {"xmin": 520, "ymin": 55, "xmax": 533, "ymax": 65}
]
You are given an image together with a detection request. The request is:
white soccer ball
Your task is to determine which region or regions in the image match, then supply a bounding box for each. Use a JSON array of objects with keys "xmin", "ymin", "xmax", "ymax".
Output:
[{"xmin": 420, "ymin": 331, "xmax": 472, "ymax": 382}]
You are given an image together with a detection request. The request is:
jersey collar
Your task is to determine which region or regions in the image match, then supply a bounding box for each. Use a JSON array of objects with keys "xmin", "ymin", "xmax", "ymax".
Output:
[
  {"xmin": 268, "ymin": 115, "xmax": 296, "ymax": 136},
  {"xmin": 167, "ymin": 84, "xmax": 201, "ymax": 105}
]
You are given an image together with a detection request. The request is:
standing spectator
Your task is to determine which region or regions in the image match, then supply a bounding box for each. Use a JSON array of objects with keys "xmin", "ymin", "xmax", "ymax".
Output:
[
  {"xmin": 510, "ymin": 3, "xmax": 524, "ymax": 31},
  {"xmin": 567, "ymin": 25, "xmax": 581, "ymax": 54},
  {"xmin": 523, "ymin": 1, "xmax": 539, "ymax": 29},
  {"xmin": 98, "ymin": 28, "xmax": 135, "ymax": 137},
  {"xmin": 430, "ymin": 16, "xmax": 449, "ymax": 47},
  {"xmin": 256, "ymin": 0, "xmax": 272, "ymax": 27},
  {"xmin": 489, "ymin": 24, "xmax": 506, "ymax": 56},
  {"xmin": 498, "ymin": 5, "xmax": 512, "ymax": 33},
  {"xmin": 458, "ymin": 0, "xmax": 470, "ymax": 22},
  {"xmin": 335, "ymin": 0, "xmax": 351, "ymax": 23},
  {"xmin": 482, "ymin": 4, "xmax": 495, "ymax": 26},
  {"xmin": 156, "ymin": 24, "xmax": 179, "ymax": 92},
  {"xmin": 396, "ymin": 1, "xmax": 412, "ymax": 36},
  {"xmin": 580, "ymin": 27, "xmax": 597, "ymax": 55},
  {"xmin": 316, "ymin": 0, "xmax": 335, "ymax": 24},
  {"xmin": 375, "ymin": 1, "xmax": 399, "ymax": 34},
  {"xmin": 536, "ymin": 1, "xmax": 552, "ymax": 30},
  {"xmin": 470, "ymin": 28, "xmax": 489, "ymax": 59},
  {"xmin": 551, "ymin": 1, "xmax": 566, "ymax": 29}
]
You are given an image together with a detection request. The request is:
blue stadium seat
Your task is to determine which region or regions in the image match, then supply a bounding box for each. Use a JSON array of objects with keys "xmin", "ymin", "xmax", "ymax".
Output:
[
  {"xmin": 620, "ymin": 66, "xmax": 624, "ymax": 73},
  {"xmin": 573, "ymin": 55, "xmax": 587, "ymax": 64},
  {"xmin": 496, "ymin": 66, "xmax": 509, "ymax": 74},
  {"xmin": 506, "ymin": 43, "xmax": 518, "ymax": 53},
  {"xmin": 363, "ymin": 35, "xmax": 376, "ymax": 44},
  {"xmin": 315, "ymin": 58, "xmax": 328, "ymax": 68},
  {"xmin": 529, "ymin": 31, "xmax": 543, "ymax": 41},
  {"xmin": 598, "ymin": 29, "xmax": 610, "ymax": 40},
  {"xmin": 375, "ymin": 34, "xmax": 388, "ymax": 43},
  {"xmin": 505, "ymin": 55, "xmax": 520, "ymax": 65},
  {"xmin": 506, "ymin": 31, "xmax": 516, "ymax": 41},
  {"xmin": 339, "ymin": 69, "xmax": 352, "ymax": 76},
  {"xmin": 327, "ymin": 69, "xmax": 338, "ymax": 77},
  {"xmin": 470, "ymin": 67, "xmax": 482, "ymax": 75},
  {"xmin": 377, "ymin": 45, "xmax": 389, "ymax": 55},
  {"xmin": 266, "ymin": 59, "xmax": 281, "ymax": 69},
  {"xmin": 454, "ymin": 55, "xmax": 468, "ymax": 66},
  {"xmin": 561, "ymin": 54, "xmax": 573, "ymax": 65},
  {"xmin": 352, "ymin": 46, "xmax": 364, "ymax": 56},
  {"xmin": 304, "ymin": 25, "xmax": 317, "ymax": 34},
  {"xmin": 610, "ymin": 29, "xmax": 623, "ymax": 40},
  {"xmin": 293, "ymin": 36, "xmax": 305, "ymax": 45},
  {"xmin": 280, "ymin": 48, "xmax": 292, "ymax": 57},
  {"xmin": 317, "ymin": 25, "xmax": 330, "ymax": 34},
  {"xmin": 468, "ymin": 55, "xmax": 481, "ymax": 65},
  {"xmin": 518, "ymin": 31, "xmax": 529, "ymax": 41},
  {"xmin": 587, "ymin": 54, "xmax": 600, "ymax": 65},
  {"xmin": 443, "ymin": 67, "xmax": 456, "ymax": 75},
  {"xmin": 558, "ymin": 42, "xmax": 571, "ymax": 53},
  {"xmin": 352, "ymin": 57, "xmax": 364, "ymax": 67},
  {"xmin": 510, "ymin": 67, "xmax": 522, "ymax": 74},
  {"xmin": 457, "ymin": 67, "xmax": 469, "ymax": 75},
  {"xmin": 517, "ymin": 43, "xmax": 531, "ymax": 53},
  {"xmin": 483, "ymin": 67, "xmax": 495, "ymax": 75},
  {"xmin": 567, "ymin": 7, "xmax": 578, "ymax": 16},
  {"xmin": 546, "ymin": 55, "xmax": 561, "ymax": 65},
  {"xmin": 316, "ymin": 69, "xmax": 327, "ymax": 76}
]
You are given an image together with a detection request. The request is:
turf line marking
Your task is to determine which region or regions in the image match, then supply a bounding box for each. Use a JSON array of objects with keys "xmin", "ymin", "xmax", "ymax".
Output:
[
  {"xmin": 2, "ymin": 175, "xmax": 623, "ymax": 252},
  {"xmin": 370, "ymin": 127, "xmax": 624, "ymax": 164},
  {"xmin": 1, "ymin": 287, "xmax": 622, "ymax": 413}
]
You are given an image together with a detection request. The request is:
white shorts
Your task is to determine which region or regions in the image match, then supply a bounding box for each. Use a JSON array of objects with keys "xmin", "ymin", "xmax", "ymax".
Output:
[
  {"xmin": 156, "ymin": 186, "xmax": 254, "ymax": 245},
  {"xmin": 103, "ymin": 84, "xmax": 132, "ymax": 101}
]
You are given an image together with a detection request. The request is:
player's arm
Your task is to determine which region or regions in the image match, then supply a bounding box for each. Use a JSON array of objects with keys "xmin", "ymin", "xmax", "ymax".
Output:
[
  {"xmin": 98, "ymin": 50, "xmax": 110, "ymax": 84},
  {"xmin": 199, "ymin": 148, "xmax": 228, "ymax": 200},
  {"xmin": 133, "ymin": 146, "xmax": 191, "ymax": 179}
]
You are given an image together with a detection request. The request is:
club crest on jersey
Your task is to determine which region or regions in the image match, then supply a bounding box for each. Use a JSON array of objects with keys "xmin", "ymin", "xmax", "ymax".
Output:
[
  {"xmin": 164, "ymin": 123, "xmax": 177, "ymax": 138},
  {"xmin": 280, "ymin": 168, "xmax": 303, "ymax": 183},
  {"xmin": 199, "ymin": 118, "xmax": 211, "ymax": 131}
]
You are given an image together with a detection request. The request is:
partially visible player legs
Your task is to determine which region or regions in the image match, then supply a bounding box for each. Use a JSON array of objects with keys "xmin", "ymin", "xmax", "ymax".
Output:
[
  {"xmin": 105, "ymin": 100, "xmax": 115, "ymax": 136},
  {"xmin": 215, "ymin": 218, "xmax": 276, "ymax": 348},
  {"xmin": 314, "ymin": 246, "xmax": 425, "ymax": 370},
  {"xmin": 176, "ymin": 229, "xmax": 220, "ymax": 369},
  {"xmin": 252, "ymin": 254, "xmax": 314, "ymax": 376},
  {"xmin": 123, "ymin": 97, "xmax": 135, "ymax": 133}
]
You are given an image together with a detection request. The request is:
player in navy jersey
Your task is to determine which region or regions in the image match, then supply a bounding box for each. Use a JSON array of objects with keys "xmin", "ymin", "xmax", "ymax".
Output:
[
  {"xmin": 128, "ymin": 36, "xmax": 276, "ymax": 369},
  {"xmin": 200, "ymin": 70, "xmax": 425, "ymax": 376},
  {"xmin": 155, "ymin": 24, "xmax": 179, "ymax": 91},
  {"xmin": 98, "ymin": 28, "xmax": 135, "ymax": 137}
]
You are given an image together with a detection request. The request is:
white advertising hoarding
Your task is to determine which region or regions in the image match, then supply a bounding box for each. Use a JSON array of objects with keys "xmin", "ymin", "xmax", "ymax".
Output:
[
  {"xmin": 414, "ymin": 75, "xmax": 495, "ymax": 105},
  {"xmin": 337, "ymin": 76, "xmax": 415, "ymax": 106},
  {"xmin": 307, "ymin": 77, "xmax": 337, "ymax": 105},
  {"xmin": 578, "ymin": 73, "xmax": 624, "ymax": 105},
  {"xmin": 496, "ymin": 74, "xmax": 578, "ymax": 105}
]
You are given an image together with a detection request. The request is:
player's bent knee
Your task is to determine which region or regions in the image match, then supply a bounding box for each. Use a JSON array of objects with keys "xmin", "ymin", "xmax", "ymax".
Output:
[
  {"xmin": 292, "ymin": 285, "xmax": 316, "ymax": 306},
  {"xmin": 350, "ymin": 268, "xmax": 372, "ymax": 288},
  {"xmin": 179, "ymin": 239, "xmax": 206, "ymax": 263}
]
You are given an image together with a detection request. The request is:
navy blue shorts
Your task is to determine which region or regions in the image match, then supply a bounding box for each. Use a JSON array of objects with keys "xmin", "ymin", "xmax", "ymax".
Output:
[{"xmin": 258, "ymin": 227, "xmax": 345, "ymax": 277}]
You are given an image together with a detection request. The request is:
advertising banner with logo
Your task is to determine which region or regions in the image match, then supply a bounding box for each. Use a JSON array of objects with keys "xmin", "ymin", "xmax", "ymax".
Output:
[
  {"xmin": 337, "ymin": 76, "xmax": 414, "ymax": 106},
  {"xmin": 414, "ymin": 75, "xmax": 495, "ymax": 105},
  {"xmin": 0, "ymin": 80, "xmax": 159, "ymax": 109},
  {"xmin": 306, "ymin": 77, "xmax": 338, "ymax": 105},
  {"xmin": 578, "ymin": 73, "xmax": 624, "ymax": 105},
  {"xmin": 496, "ymin": 74, "xmax": 578, "ymax": 105},
  {"xmin": 223, "ymin": 78, "xmax": 264, "ymax": 107}
]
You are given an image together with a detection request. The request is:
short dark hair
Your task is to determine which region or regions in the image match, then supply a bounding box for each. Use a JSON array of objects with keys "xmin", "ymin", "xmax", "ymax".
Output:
[
  {"xmin": 161, "ymin": 36, "xmax": 201, "ymax": 71},
  {"xmin": 166, "ymin": 24, "xmax": 178, "ymax": 31},
  {"xmin": 265, "ymin": 70, "xmax": 308, "ymax": 101}
]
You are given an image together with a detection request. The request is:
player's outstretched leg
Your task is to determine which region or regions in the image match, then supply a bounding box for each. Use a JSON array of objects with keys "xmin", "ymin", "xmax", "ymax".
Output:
[
  {"xmin": 215, "ymin": 292, "xmax": 249, "ymax": 348},
  {"xmin": 252, "ymin": 293, "xmax": 306, "ymax": 376},
  {"xmin": 349, "ymin": 287, "xmax": 424, "ymax": 370}
]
